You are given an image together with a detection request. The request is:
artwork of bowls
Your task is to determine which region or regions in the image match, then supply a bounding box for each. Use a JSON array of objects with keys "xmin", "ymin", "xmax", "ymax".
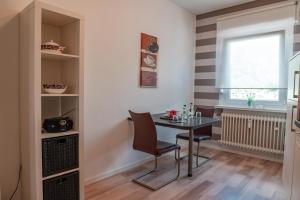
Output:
[
  {"xmin": 43, "ymin": 84, "xmax": 68, "ymax": 94},
  {"xmin": 140, "ymin": 33, "xmax": 159, "ymax": 88},
  {"xmin": 41, "ymin": 40, "xmax": 66, "ymax": 53},
  {"xmin": 143, "ymin": 55, "xmax": 156, "ymax": 67},
  {"xmin": 148, "ymin": 40, "xmax": 159, "ymax": 53}
]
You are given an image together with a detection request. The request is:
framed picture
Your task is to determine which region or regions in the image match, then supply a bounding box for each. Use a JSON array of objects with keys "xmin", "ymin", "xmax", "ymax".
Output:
[{"xmin": 140, "ymin": 33, "xmax": 159, "ymax": 88}]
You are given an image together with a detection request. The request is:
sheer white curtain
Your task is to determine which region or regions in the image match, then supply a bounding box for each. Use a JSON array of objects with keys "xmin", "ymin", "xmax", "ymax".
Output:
[{"xmin": 215, "ymin": 2, "xmax": 297, "ymax": 89}]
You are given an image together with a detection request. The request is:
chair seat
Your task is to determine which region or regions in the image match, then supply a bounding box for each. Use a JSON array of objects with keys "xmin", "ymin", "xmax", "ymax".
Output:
[
  {"xmin": 176, "ymin": 133, "xmax": 211, "ymax": 142},
  {"xmin": 156, "ymin": 140, "xmax": 180, "ymax": 155}
]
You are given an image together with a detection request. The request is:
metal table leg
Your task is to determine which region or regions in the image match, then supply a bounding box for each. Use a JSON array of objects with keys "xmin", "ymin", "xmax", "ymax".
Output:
[{"xmin": 188, "ymin": 129, "xmax": 194, "ymax": 177}]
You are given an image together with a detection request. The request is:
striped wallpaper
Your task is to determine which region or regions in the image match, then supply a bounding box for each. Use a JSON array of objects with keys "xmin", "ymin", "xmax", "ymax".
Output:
[{"xmin": 194, "ymin": 0, "xmax": 300, "ymax": 138}]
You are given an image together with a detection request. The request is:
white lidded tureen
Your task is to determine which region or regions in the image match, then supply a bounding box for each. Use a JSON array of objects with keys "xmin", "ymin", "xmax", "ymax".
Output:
[{"xmin": 41, "ymin": 40, "xmax": 66, "ymax": 53}]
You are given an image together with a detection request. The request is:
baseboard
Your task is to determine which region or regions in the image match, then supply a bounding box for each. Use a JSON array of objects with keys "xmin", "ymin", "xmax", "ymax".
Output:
[
  {"xmin": 84, "ymin": 155, "xmax": 154, "ymax": 185},
  {"xmin": 200, "ymin": 140, "xmax": 283, "ymax": 163},
  {"xmin": 84, "ymin": 151, "xmax": 177, "ymax": 186}
]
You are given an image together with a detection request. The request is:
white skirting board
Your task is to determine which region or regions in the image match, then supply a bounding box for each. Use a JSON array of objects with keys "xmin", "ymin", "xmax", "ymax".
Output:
[
  {"xmin": 84, "ymin": 151, "xmax": 177, "ymax": 186},
  {"xmin": 200, "ymin": 140, "xmax": 283, "ymax": 163},
  {"xmin": 85, "ymin": 156, "xmax": 153, "ymax": 185}
]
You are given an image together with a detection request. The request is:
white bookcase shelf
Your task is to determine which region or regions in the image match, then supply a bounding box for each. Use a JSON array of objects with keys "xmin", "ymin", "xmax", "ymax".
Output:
[
  {"xmin": 41, "ymin": 93, "xmax": 80, "ymax": 97},
  {"xmin": 41, "ymin": 50, "xmax": 79, "ymax": 61},
  {"xmin": 20, "ymin": 2, "xmax": 84, "ymax": 200},
  {"xmin": 42, "ymin": 168, "xmax": 80, "ymax": 181},
  {"xmin": 41, "ymin": 130, "xmax": 79, "ymax": 139}
]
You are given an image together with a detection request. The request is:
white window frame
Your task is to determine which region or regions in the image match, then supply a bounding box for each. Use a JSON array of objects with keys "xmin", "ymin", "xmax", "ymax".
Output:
[
  {"xmin": 220, "ymin": 89, "xmax": 287, "ymax": 108},
  {"xmin": 219, "ymin": 31, "xmax": 287, "ymax": 108}
]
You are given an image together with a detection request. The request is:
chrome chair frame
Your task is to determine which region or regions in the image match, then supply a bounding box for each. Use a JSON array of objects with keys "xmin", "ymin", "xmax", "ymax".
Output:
[
  {"xmin": 133, "ymin": 149, "xmax": 181, "ymax": 191},
  {"xmin": 175, "ymin": 138, "xmax": 210, "ymax": 168}
]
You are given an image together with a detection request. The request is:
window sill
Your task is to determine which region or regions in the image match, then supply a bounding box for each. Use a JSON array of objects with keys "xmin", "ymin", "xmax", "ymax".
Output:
[{"xmin": 215, "ymin": 105, "xmax": 287, "ymax": 114}]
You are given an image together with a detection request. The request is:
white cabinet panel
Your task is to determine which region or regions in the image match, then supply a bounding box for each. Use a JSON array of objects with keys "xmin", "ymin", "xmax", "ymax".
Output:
[
  {"xmin": 291, "ymin": 135, "xmax": 300, "ymax": 200},
  {"xmin": 283, "ymin": 101, "xmax": 297, "ymax": 198}
]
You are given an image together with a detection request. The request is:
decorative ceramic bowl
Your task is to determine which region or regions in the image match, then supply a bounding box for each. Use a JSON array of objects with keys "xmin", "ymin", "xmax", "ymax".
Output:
[
  {"xmin": 41, "ymin": 40, "xmax": 66, "ymax": 53},
  {"xmin": 43, "ymin": 84, "xmax": 68, "ymax": 94}
]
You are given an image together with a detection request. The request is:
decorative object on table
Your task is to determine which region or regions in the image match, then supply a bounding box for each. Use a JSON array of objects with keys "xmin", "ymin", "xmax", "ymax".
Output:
[
  {"xmin": 195, "ymin": 111, "xmax": 202, "ymax": 118},
  {"xmin": 140, "ymin": 33, "xmax": 159, "ymax": 88},
  {"xmin": 43, "ymin": 84, "xmax": 68, "ymax": 94},
  {"xmin": 41, "ymin": 40, "xmax": 66, "ymax": 53},
  {"xmin": 166, "ymin": 109, "xmax": 178, "ymax": 118},
  {"xmin": 160, "ymin": 116, "xmax": 182, "ymax": 123},
  {"xmin": 43, "ymin": 117, "xmax": 73, "ymax": 133},
  {"xmin": 160, "ymin": 111, "xmax": 182, "ymax": 123},
  {"xmin": 181, "ymin": 105, "xmax": 188, "ymax": 121},
  {"xmin": 188, "ymin": 103, "xmax": 194, "ymax": 118},
  {"xmin": 247, "ymin": 93, "xmax": 255, "ymax": 107}
]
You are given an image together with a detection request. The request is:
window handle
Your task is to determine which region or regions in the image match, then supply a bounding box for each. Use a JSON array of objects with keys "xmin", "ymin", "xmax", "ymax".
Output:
[{"xmin": 293, "ymin": 71, "xmax": 299, "ymax": 99}]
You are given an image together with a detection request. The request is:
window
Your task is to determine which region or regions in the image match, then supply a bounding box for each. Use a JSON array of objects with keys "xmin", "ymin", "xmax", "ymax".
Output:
[{"xmin": 220, "ymin": 31, "xmax": 287, "ymax": 107}]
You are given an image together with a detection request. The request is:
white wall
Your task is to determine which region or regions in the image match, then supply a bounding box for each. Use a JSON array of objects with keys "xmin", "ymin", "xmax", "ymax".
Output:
[
  {"xmin": 43, "ymin": 0, "xmax": 195, "ymax": 183},
  {"xmin": 0, "ymin": 1, "xmax": 31, "ymax": 199},
  {"xmin": 0, "ymin": 0, "xmax": 195, "ymax": 196},
  {"xmin": 0, "ymin": 14, "xmax": 20, "ymax": 200}
]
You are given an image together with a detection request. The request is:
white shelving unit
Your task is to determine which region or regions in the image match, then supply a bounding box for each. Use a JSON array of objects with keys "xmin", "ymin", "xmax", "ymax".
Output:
[{"xmin": 20, "ymin": 2, "xmax": 84, "ymax": 200}]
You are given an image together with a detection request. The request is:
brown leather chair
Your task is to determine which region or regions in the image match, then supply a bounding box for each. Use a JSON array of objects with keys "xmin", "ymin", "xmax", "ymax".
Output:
[
  {"xmin": 176, "ymin": 107, "xmax": 214, "ymax": 167},
  {"xmin": 129, "ymin": 110, "xmax": 181, "ymax": 191}
]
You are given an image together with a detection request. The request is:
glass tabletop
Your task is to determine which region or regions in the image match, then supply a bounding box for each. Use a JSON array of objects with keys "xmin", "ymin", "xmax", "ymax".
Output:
[{"xmin": 150, "ymin": 114, "xmax": 219, "ymax": 130}]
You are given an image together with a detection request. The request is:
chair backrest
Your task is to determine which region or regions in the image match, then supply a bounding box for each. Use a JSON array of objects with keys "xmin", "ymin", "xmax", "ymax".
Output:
[
  {"xmin": 197, "ymin": 107, "xmax": 215, "ymax": 118},
  {"xmin": 194, "ymin": 107, "xmax": 215, "ymax": 136},
  {"xmin": 129, "ymin": 110, "xmax": 157, "ymax": 155}
]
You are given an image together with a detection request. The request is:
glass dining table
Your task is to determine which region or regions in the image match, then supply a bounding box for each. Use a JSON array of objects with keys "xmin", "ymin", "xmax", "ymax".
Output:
[{"xmin": 128, "ymin": 113, "xmax": 219, "ymax": 177}]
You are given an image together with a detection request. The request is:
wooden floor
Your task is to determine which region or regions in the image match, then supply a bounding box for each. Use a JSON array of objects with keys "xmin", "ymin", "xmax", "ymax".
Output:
[{"xmin": 85, "ymin": 148, "xmax": 286, "ymax": 200}]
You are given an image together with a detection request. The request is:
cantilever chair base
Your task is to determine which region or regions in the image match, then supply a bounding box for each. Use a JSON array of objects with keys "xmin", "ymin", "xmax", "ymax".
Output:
[
  {"xmin": 133, "ymin": 149, "xmax": 181, "ymax": 191},
  {"xmin": 175, "ymin": 138, "xmax": 210, "ymax": 168},
  {"xmin": 176, "ymin": 153, "xmax": 210, "ymax": 168},
  {"xmin": 193, "ymin": 154, "xmax": 210, "ymax": 168}
]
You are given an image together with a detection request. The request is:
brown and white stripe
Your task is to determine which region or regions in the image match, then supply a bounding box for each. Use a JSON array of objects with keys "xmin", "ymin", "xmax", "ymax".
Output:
[
  {"xmin": 194, "ymin": 22, "xmax": 217, "ymax": 107},
  {"xmin": 194, "ymin": 0, "xmax": 299, "ymax": 135},
  {"xmin": 294, "ymin": 23, "xmax": 300, "ymax": 52}
]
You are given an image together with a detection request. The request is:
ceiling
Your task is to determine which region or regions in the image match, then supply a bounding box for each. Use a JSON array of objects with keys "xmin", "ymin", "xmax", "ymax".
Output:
[{"xmin": 171, "ymin": 0, "xmax": 254, "ymax": 15}]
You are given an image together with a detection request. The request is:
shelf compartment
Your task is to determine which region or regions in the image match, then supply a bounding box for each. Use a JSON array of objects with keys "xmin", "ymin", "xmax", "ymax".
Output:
[
  {"xmin": 43, "ymin": 171, "xmax": 79, "ymax": 200},
  {"xmin": 42, "ymin": 9, "xmax": 80, "ymax": 55},
  {"xmin": 42, "ymin": 96, "xmax": 79, "ymax": 132},
  {"xmin": 42, "ymin": 58, "xmax": 79, "ymax": 94},
  {"xmin": 42, "ymin": 9, "xmax": 79, "ymax": 27},
  {"xmin": 41, "ymin": 50, "xmax": 79, "ymax": 61},
  {"xmin": 42, "ymin": 134, "xmax": 79, "ymax": 177}
]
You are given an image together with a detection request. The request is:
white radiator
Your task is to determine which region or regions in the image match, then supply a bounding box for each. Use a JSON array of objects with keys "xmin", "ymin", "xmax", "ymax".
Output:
[{"xmin": 221, "ymin": 111, "xmax": 286, "ymax": 154}]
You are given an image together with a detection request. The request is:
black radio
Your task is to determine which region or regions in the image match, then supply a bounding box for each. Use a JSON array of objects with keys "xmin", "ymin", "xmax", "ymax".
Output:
[{"xmin": 43, "ymin": 117, "xmax": 73, "ymax": 133}]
